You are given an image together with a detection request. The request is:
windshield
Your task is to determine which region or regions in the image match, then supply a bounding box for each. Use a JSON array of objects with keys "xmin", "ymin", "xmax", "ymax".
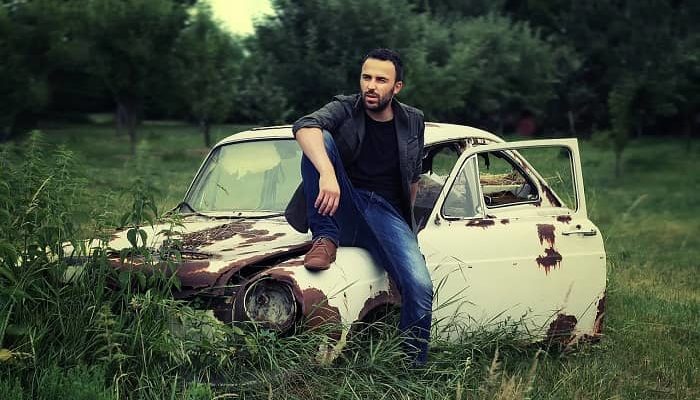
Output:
[{"xmin": 185, "ymin": 139, "xmax": 303, "ymax": 213}]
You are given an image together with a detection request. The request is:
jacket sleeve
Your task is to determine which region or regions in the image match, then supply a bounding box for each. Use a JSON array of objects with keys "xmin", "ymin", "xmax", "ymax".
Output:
[
  {"xmin": 412, "ymin": 118, "xmax": 425, "ymax": 183},
  {"xmin": 292, "ymin": 99, "xmax": 348, "ymax": 137}
]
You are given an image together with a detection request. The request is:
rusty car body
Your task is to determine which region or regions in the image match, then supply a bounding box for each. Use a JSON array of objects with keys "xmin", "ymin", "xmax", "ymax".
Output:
[{"xmin": 105, "ymin": 123, "xmax": 607, "ymax": 344}]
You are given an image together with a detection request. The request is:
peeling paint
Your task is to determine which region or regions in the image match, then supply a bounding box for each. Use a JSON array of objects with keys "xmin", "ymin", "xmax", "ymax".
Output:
[
  {"xmin": 537, "ymin": 224, "xmax": 556, "ymax": 247},
  {"xmin": 466, "ymin": 219, "xmax": 495, "ymax": 229},
  {"xmin": 357, "ymin": 290, "xmax": 401, "ymax": 322},
  {"xmin": 546, "ymin": 314, "xmax": 577, "ymax": 344},
  {"xmin": 593, "ymin": 294, "xmax": 606, "ymax": 335},
  {"xmin": 241, "ymin": 232, "xmax": 286, "ymax": 245},
  {"xmin": 535, "ymin": 248, "xmax": 563, "ymax": 273},
  {"xmin": 180, "ymin": 221, "xmax": 256, "ymax": 248},
  {"xmin": 212, "ymin": 242, "xmax": 312, "ymax": 294},
  {"xmin": 556, "ymin": 215, "xmax": 572, "ymax": 224},
  {"xmin": 301, "ymin": 288, "xmax": 342, "ymax": 329}
]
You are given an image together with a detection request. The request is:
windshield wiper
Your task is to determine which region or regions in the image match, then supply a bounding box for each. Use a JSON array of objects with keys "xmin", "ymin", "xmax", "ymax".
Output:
[
  {"xmin": 205, "ymin": 210, "xmax": 284, "ymax": 219},
  {"xmin": 173, "ymin": 202, "xmax": 283, "ymax": 220},
  {"xmin": 172, "ymin": 201, "xmax": 214, "ymax": 218}
]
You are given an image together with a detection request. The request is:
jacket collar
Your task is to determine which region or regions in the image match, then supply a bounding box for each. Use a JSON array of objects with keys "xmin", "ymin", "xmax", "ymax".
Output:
[{"xmin": 351, "ymin": 93, "xmax": 411, "ymax": 139}]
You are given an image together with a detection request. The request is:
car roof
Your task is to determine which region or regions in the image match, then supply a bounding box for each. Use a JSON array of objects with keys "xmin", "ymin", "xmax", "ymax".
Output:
[{"xmin": 214, "ymin": 123, "xmax": 505, "ymax": 148}]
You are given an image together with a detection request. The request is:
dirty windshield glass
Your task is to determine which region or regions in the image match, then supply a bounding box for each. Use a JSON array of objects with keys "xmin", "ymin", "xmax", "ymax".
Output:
[{"xmin": 186, "ymin": 140, "xmax": 303, "ymax": 213}]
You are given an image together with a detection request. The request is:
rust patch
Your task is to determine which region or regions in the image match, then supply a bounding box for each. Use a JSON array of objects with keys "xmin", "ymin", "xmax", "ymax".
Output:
[
  {"xmin": 542, "ymin": 186, "xmax": 562, "ymax": 207},
  {"xmin": 237, "ymin": 229, "xmax": 270, "ymax": 239},
  {"xmin": 176, "ymin": 260, "xmax": 220, "ymax": 288},
  {"xmin": 212, "ymin": 242, "xmax": 312, "ymax": 294},
  {"xmin": 357, "ymin": 290, "xmax": 402, "ymax": 322},
  {"xmin": 241, "ymin": 232, "xmax": 286, "ymax": 245},
  {"xmin": 180, "ymin": 220, "xmax": 258, "ymax": 248},
  {"xmin": 108, "ymin": 257, "xmax": 220, "ymax": 290},
  {"xmin": 593, "ymin": 294, "xmax": 606, "ymax": 335},
  {"xmin": 546, "ymin": 314, "xmax": 577, "ymax": 345},
  {"xmin": 466, "ymin": 219, "xmax": 495, "ymax": 229},
  {"xmin": 556, "ymin": 215, "xmax": 572, "ymax": 224},
  {"xmin": 276, "ymin": 258, "xmax": 305, "ymax": 267},
  {"xmin": 301, "ymin": 288, "xmax": 342, "ymax": 329},
  {"xmin": 535, "ymin": 248, "xmax": 562, "ymax": 274},
  {"xmin": 537, "ymin": 224, "xmax": 556, "ymax": 247},
  {"xmin": 500, "ymin": 219, "xmax": 510, "ymax": 225}
]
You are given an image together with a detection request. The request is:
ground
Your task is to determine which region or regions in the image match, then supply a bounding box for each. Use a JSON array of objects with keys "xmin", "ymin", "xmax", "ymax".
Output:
[{"xmin": 1, "ymin": 121, "xmax": 698, "ymax": 399}]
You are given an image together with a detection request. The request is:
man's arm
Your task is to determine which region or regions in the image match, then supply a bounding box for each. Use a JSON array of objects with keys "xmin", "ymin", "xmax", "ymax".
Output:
[
  {"xmin": 296, "ymin": 127, "xmax": 340, "ymax": 216},
  {"xmin": 292, "ymin": 99, "xmax": 348, "ymax": 217}
]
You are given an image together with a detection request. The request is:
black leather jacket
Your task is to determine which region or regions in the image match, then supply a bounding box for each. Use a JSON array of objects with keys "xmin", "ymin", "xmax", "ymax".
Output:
[{"xmin": 285, "ymin": 93, "xmax": 425, "ymax": 233}]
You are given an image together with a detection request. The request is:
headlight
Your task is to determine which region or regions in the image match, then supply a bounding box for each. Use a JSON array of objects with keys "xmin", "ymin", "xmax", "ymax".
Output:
[{"xmin": 243, "ymin": 278, "xmax": 297, "ymax": 332}]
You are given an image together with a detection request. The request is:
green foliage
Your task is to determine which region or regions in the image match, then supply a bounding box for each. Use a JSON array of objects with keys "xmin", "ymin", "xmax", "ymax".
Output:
[
  {"xmin": 1, "ymin": 124, "xmax": 699, "ymax": 398},
  {"xmin": 0, "ymin": 0, "xmax": 84, "ymax": 139},
  {"xmin": 404, "ymin": 14, "xmax": 566, "ymax": 128},
  {"xmin": 173, "ymin": 3, "xmax": 245, "ymax": 147},
  {"xmin": 36, "ymin": 364, "xmax": 115, "ymax": 400},
  {"xmin": 254, "ymin": 0, "xmax": 424, "ymax": 116},
  {"xmin": 0, "ymin": 376, "xmax": 24, "ymax": 400},
  {"xmin": 83, "ymin": 0, "xmax": 190, "ymax": 153}
]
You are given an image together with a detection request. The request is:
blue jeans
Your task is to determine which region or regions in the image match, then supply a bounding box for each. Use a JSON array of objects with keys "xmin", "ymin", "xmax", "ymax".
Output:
[{"xmin": 301, "ymin": 131, "xmax": 433, "ymax": 365}]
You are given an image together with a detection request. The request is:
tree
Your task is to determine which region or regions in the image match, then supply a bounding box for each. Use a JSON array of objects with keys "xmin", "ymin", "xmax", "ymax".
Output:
[
  {"xmin": 84, "ymin": 0, "xmax": 189, "ymax": 154},
  {"xmin": 173, "ymin": 4, "xmax": 244, "ymax": 147},
  {"xmin": 0, "ymin": 1, "xmax": 84, "ymax": 140},
  {"xmin": 253, "ymin": 0, "xmax": 424, "ymax": 118},
  {"xmin": 404, "ymin": 14, "xmax": 565, "ymax": 132}
]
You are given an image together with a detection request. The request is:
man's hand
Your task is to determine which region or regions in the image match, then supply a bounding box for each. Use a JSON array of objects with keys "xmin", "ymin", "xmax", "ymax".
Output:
[{"xmin": 316, "ymin": 173, "xmax": 340, "ymax": 216}]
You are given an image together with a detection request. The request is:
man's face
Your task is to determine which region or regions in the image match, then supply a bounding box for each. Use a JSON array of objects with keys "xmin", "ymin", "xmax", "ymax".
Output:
[{"xmin": 360, "ymin": 58, "xmax": 403, "ymax": 112}]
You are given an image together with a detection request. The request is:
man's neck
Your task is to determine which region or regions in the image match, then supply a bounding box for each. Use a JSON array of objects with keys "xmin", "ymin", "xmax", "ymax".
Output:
[{"xmin": 365, "ymin": 106, "xmax": 394, "ymax": 122}]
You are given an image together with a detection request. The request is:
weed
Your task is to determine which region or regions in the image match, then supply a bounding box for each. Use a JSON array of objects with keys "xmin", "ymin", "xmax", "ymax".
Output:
[{"xmin": 0, "ymin": 125, "xmax": 698, "ymax": 399}]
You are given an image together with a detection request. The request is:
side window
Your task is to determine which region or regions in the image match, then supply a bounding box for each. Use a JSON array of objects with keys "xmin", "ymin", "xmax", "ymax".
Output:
[
  {"xmin": 442, "ymin": 157, "xmax": 481, "ymax": 218},
  {"xmin": 515, "ymin": 147, "xmax": 577, "ymax": 210},
  {"xmin": 415, "ymin": 141, "xmax": 465, "ymax": 229},
  {"xmin": 477, "ymin": 151, "xmax": 537, "ymax": 207},
  {"xmin": 441, "ymin": 145, "xmax": 577, "ymax": 219}
]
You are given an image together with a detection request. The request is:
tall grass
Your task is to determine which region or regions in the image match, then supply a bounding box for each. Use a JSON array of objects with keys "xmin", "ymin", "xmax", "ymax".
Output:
[{"xmin": 1, "ymin": 126, "xmax": 698, "ymax": 399}]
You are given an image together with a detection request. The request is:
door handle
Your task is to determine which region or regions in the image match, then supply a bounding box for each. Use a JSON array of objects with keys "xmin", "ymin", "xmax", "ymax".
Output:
[{"xmin": 562, "ymin": 228, "xmax": 597, "ymax": 236}]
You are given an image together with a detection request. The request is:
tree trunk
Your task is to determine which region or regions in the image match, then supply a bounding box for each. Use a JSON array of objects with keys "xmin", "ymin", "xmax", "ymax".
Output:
[
  {"xmin": 118, "ymin": 100, "xmax": 139, "ymax": 156},
  {"xmin": 115, "ymin": 103, "xmax": 127, "ymax": 136},
  {"xmin": 202, "ymin": 120, "xmax": 211, "ymax": 148}
]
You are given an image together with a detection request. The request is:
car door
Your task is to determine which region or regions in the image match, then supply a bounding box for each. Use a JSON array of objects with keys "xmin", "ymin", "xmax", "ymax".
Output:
[{"xmin": 417, "ymin": 139, "xmax": 606, "ymax": 341}]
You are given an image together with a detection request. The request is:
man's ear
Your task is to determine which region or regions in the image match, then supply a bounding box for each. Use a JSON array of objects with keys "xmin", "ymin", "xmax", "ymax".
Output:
[{"xmin": 393, "ymin": 80, "xmax": 404, "ymax": 95}]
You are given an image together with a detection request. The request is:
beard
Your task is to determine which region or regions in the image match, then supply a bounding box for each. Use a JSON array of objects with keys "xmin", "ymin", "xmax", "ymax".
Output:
[{"xmin": 362, "ymin": 91, "xmax": 393, "ymax": 111}]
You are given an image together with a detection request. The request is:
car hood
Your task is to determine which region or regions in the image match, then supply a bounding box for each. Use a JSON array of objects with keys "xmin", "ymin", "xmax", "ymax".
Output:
[{"xmin": 108, "ymin": 216, "xmax": 312, "ymax": 293}]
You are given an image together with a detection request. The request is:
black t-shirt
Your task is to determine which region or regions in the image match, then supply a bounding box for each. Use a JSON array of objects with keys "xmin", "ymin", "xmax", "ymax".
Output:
[{"xmin": 348, "ymin": 116, "xmax": 405, "ymax": 217}]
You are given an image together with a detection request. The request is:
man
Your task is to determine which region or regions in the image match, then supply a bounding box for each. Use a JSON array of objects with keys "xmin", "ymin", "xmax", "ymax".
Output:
[{"xmin": 285, "ymin": 48, "xmax": 432, "ymax": 365}]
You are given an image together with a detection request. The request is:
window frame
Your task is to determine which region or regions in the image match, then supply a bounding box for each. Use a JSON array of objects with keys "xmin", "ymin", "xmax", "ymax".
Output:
[{"xmin": 431, "ymin": 139, "xmax": 586, "ymax": 223}]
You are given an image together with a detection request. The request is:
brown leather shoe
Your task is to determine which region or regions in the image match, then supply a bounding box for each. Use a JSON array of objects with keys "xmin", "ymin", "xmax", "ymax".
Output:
[{"xmin": 304, "ymin": 238, "xmax": 337, "ymax": 271}]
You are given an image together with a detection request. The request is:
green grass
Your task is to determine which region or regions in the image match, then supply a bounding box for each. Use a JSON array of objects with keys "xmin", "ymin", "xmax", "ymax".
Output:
[{"xmin": 1, "ymin": 122, "xmax": 699, "ymax": 399}]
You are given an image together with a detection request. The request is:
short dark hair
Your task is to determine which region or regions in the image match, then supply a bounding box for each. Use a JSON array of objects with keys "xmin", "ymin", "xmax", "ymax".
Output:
[{"xmin": 361, "ymin": 48, "xmax": 404, "ymax": 82}]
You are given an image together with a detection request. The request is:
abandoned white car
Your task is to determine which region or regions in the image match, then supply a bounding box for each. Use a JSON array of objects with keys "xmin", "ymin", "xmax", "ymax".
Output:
[{"xmin": 106, "ymin": 123, "xmax": 607, "ymax": 344}]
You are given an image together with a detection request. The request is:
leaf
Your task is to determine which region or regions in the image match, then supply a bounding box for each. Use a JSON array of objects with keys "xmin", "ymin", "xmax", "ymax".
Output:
[
  {"xmin": 0, "ymin": 348, "xmax": 12, "ymax": 362},
  {"xmin": 136, "ymin": 271, "xmax": 146, "ymax": 289},
  {"xmin": 0, "ymin": 266, "xmax": 17, "ymax": 284},
  {"xmin": 119, "ymin": 270, "xmax": 131, "ymax": 288},
  {"xmin": 126, "ymin": 228, "xmax": 137, "ymax": 248},
  {"xmin": 120, "ymin": 211, "xmax": 131, "ymax": 227},
  {"xmin": 138, "ymin": 228, "xmax": 148, "ymax": 247}
]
